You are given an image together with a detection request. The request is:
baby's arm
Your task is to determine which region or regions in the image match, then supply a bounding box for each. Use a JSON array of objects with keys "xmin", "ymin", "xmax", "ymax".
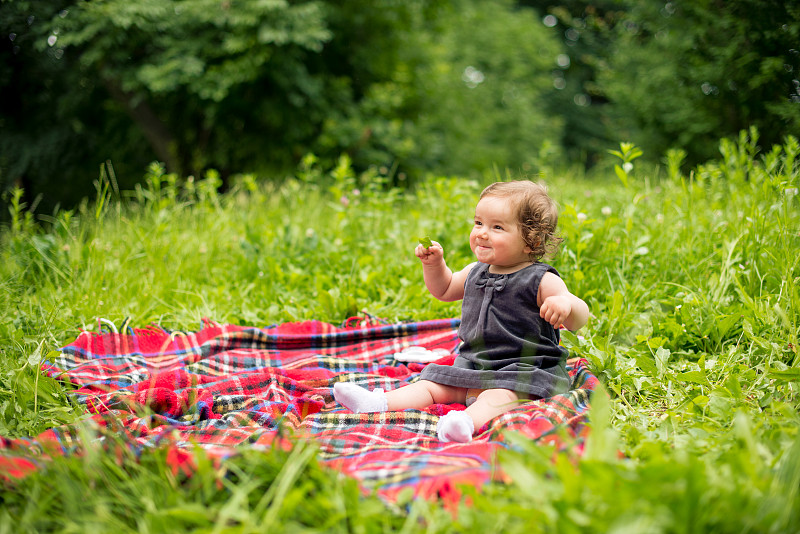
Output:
[
  {"xmin": 537, "ymin": 272, "xmax": 590, "ymax": 331},
  {"xmin": 414, "ymin": 241, "xmax": 474, "ymax": 302}
]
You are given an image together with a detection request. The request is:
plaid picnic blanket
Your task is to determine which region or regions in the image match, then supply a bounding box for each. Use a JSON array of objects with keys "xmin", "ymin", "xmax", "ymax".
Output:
[{"xmin": 0, "ymin": 318, "xmax": 598, "ymax": 504}]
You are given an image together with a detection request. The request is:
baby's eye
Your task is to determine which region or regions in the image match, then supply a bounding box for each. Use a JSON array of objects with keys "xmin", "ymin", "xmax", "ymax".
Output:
[
  {"xmin": 494, "ymin": 225, "xmax": 504, "ymax": 230},
  {"xmin": 474, "ymin": 220, "xmax": 483, "ymax": 226}
]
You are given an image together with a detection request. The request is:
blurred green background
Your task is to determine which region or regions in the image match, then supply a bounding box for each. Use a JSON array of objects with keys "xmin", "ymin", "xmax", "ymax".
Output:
[{"xmin": 2, "ymin": 0, "xmax": 799, "ymax": 212}]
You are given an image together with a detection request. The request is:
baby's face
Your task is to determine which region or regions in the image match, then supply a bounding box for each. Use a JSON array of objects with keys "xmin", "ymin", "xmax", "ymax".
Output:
[{"xmin": 469, "ymin": 196, "xmax": 532, "ymax": 273}]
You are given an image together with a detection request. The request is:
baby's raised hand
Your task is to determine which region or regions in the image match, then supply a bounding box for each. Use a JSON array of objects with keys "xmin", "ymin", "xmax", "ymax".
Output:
[
  {"xmin": 415, "ymin": 240, "xmax": 444, "ymax": 265},
  {"xmin": 539, "ymin": 295, "xmax": 572, "ymax": 328}
]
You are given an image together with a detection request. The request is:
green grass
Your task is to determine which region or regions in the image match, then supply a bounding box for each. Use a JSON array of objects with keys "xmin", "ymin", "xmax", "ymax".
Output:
[{"xmin": 1, "ymin": 132, "xmax": 799, "ymax": 531}]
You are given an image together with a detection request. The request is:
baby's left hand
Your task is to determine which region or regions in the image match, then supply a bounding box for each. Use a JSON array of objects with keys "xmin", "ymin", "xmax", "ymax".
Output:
[{"xmin": 540, "ymin": 295, "xmax": 572, "ymax": 328}]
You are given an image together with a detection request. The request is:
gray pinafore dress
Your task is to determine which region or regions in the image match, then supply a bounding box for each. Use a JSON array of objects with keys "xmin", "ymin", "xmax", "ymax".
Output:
[{"xmin": 419, "ymin": 262, "xmax": 570, "ymax": 398}]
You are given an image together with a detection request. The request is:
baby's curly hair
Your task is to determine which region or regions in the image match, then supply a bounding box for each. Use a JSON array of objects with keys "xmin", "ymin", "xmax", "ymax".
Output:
[{"xmin": 480, "ymin": 180, "xmax": 563, "ymax": 260}]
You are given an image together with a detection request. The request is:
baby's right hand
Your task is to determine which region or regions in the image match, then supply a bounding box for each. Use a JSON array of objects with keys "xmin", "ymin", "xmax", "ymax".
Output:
[{"xmin": 415, "ymin": 241, "xmax": 444, "ymax": 265}]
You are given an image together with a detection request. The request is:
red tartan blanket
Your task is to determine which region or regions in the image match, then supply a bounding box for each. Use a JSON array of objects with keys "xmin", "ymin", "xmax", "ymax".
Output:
[{"xmin": 0, "ymin": 318, "xmax": 598, "ymax": 503}]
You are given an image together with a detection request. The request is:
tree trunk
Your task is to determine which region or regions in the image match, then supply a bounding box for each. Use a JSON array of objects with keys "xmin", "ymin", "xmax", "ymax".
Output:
[{"xmin": 103, "ymin": 79, "xmax": 181, "ymax": 174}]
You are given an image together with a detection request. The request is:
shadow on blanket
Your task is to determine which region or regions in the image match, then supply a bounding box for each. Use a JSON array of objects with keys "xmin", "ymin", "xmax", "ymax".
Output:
[{"xmin": 0, "ymin": 318, "xmax": 598, "ymax": 504}]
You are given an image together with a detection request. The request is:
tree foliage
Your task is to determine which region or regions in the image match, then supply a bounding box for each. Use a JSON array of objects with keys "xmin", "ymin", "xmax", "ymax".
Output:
[
  {"xmin": 0, "ymin": 1, "xmax": 151, "ymax": 207},
  {"xmin": 526, "ymin": 0, "xmax": 800, "ymax": 166},
  {"xmin": 1, "ymin": 0, "xmax": 565, "ymax": 210},
  {"xmin": 317, "ymin": 0, "xmax": 564, "ymax": 178},
  {"xmin": 2, "ymin": 0, "xmax": 799, "ymax": 211},
  {"xmin": 56, "ymin": 0, "xmax": 333, "ymax": 175}
]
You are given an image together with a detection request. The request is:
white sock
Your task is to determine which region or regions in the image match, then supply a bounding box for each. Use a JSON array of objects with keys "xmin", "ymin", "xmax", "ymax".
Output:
[
  {"xmin": 436, "ymin": 410, "xmax": 475, "ymax": 442},
  {"xmin": 333, "ymin": 382, "xmax": 388, "ymax": 413}
]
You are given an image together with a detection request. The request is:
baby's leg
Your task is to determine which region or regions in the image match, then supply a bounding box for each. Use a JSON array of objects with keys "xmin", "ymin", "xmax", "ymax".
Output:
[
  {"xmin": 437, "ymin": 388, "xmax": 520, "ymax": 442},
  {"xmin": 464, "ymin": 388, "xmax": 521, "ymax": 430},
  {"xmin": 386, "ymin": 380, "xmax": 467, "ymax": 411},
  {"xmin": 334, "ymin": 379, "xmax": 466, "ymax": 413}
]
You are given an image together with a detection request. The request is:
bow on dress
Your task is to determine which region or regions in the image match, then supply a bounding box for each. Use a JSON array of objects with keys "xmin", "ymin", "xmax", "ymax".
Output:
[
  {"xmin": 474, "ymin": 270, "xmax": 507, "ymax": 292},
  {"xmin": 473, "ymin": 270, "xmax": 507, "ymax": 335}
]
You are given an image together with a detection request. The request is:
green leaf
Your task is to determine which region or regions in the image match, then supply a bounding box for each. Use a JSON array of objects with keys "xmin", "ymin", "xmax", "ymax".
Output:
[
  {"xmin": 418, "ymin": 236, "xmax": 433, "ymax": 248},
  {"xmin": 724, "ymin": 374, "xmax": 743, "ymax": 400},
  {"xmin": 45, "ymin": 350, "xmax": 62, "ymax": 364},
  {"xmin": 675, "ymin": 371, "xmax": 709, "ymax": 385},
  {"xmin": 654, "ymin": 347, "xmax": 671, "ymax": 378},
  {"xmin": 635, "ymin": 353, "xmax": 658, "ymax": 377},
  {"xmin": 614, "ymin": 164, "xmax": 629, "ymax": 188},
  {"xmin": 26, "ymin": 341, "xmax": 44, "ymax": 367},
  {"xmin": 583, "ymin": 383, "xmax": 617, "ymax": 461},
  {"xmin": 609, "ymin": 290, "xmax": 623, "ymax": 321},
  {"xmin": 767, "ymin": 368, "xmax": 800, "ymax": 381}
]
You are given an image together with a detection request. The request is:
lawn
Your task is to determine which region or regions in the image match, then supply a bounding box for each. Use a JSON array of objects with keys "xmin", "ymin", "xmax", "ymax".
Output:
[{"xmin": 1, "ymin": 133, "xmax": 799, "ymax": 532}]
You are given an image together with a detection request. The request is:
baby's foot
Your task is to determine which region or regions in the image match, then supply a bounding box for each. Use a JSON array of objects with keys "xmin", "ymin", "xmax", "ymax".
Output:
[
  {"xmin": 333, "ymin": 382, "xmax": 388, "ymax": 413},
  {"xmin": 436, "ymin": 410, "xmax": 475, "ymax": 442}
]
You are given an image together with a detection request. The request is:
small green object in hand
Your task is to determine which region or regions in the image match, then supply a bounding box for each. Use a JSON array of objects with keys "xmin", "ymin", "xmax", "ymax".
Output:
[{"xmin": 418, "ymin": 236, "xmax": 433, "ymax": 248}]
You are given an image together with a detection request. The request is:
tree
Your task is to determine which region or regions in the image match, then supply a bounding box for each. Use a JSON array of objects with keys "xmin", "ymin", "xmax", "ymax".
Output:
[
  {"xmin": 519, "ymin": 0, "xmax": 623, "ymax": 166},
  {"xmin": 316, "ymin": 0, "xmax": 565, "ymax": 178},
  {"xmin": 0, "ymin": 1, "xmax": 154, "ymax": 208},
  {"xmin": 523, "ymin": 0, "xmax": 800, "ymax": 166},
  {"xmin": 1, "ymin": 0, "xmax": 336, "ymax": 210},
  {"xmin": 599, "ymin": 0, "xmax": 800, "ymax": 164},
  {"xmin": 2, "ymin": 0, "xmax": 567, "ymax": 211},
  {"xmin": 56, "ymin": 0, "xmax": 333, "ymax": 175}
]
